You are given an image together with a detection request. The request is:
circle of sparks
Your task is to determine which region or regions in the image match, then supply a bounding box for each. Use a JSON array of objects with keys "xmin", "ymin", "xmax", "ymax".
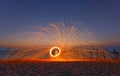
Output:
[{"xmin": 49, "ymin": 46, "xmax": 61, "ymax": 57}]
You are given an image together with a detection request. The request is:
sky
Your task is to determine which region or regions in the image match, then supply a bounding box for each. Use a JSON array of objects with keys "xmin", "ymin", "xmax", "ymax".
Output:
[{"xmin": 0, "ymin": 0, "xmax": 120, "ymax": 46}]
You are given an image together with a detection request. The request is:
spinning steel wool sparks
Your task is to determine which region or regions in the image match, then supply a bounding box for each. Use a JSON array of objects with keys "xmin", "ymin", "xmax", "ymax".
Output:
[{"xmin": 0, "ymin": 21, "xmax": 112, "ymax": 60}]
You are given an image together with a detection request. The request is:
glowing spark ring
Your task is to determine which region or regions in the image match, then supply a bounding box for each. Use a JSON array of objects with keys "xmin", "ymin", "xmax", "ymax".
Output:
[{"xmin": 49, "ymin": 46, "xmax": 61, "ymax": 57}]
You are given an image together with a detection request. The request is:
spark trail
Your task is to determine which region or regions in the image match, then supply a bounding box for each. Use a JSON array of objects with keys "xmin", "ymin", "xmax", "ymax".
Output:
[{"xmin": 0, "ymin": 21, "xmax": 111, "ymax": 60}]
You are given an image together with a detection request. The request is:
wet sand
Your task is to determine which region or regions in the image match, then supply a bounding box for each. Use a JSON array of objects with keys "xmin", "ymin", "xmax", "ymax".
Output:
[{"xmin": 0, "ymin": 59, "xmax": 120, "ymax": 76}]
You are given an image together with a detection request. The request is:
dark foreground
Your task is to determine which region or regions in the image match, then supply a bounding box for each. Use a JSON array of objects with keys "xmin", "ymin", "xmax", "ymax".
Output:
[{"xmin": 0, "ymin": 59, "xmax": 120, "ymax": 76}]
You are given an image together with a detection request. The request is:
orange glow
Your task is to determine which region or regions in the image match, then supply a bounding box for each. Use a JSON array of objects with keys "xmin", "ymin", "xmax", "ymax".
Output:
[{"xmin": 49, "ymin": 46, "xmax": 61, "ymax": 57}]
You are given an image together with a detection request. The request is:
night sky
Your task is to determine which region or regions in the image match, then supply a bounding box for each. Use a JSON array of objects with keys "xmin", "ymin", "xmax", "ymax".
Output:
[{"xmin": 0, "ymin": 0, "xmax": 120, "ymax": 45}]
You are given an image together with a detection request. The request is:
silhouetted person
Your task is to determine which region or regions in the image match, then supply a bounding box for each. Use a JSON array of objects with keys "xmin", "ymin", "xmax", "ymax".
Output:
[
  {"xmin": 103, "ymin": 51, "xmax": 106, "ymax": 59},
  {"xmin": 116, "ymin": 51, "xmax": 119, "ymax": 58},
  {"xmin": 96, "ymin": 49, "xmax": 99, "ymax": 59},
  {"xmin": 113, "ymin": 49, "xmax": 119, "ymax": 59}
]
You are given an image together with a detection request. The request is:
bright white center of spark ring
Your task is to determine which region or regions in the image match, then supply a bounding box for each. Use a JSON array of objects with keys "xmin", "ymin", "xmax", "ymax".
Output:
[{"xmin": 49, "ymin": 47, "xmax": 61, "ymax": 57}]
